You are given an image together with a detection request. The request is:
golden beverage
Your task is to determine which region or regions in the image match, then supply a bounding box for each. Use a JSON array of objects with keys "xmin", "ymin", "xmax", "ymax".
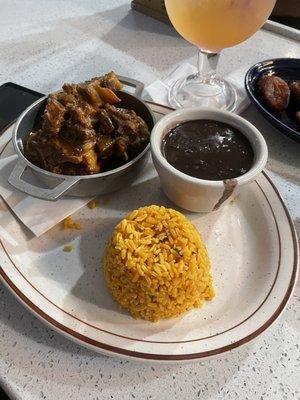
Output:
[{"xmin": 165, "ymin": 0, "xmax": 276, "ymax": 52}]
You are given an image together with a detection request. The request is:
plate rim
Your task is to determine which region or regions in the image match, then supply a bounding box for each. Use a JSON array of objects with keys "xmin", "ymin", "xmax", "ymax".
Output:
[{"xmin": 0, "ymin": 103, "xmax": 299, "ymax": 361}]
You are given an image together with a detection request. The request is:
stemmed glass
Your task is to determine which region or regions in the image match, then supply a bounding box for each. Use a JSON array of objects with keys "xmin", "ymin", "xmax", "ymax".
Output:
[{"xmin": 165, "ymin": 0, "xmax": 277, "ymax": 110}]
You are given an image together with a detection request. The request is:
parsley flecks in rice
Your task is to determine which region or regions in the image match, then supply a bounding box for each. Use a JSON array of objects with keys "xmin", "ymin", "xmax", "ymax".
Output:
[{"xmin": 104, "ymin": 205, "xmax": 214, "ymax": 322}]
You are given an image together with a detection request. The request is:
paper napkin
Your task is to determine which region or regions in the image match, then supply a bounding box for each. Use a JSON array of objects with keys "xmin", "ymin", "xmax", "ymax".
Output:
[{"xmin": 144, "ymin": 62, "xmax": 250, "ymax": 114}]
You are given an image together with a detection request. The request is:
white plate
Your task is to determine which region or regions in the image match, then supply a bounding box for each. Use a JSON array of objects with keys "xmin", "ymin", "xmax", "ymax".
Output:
[{"xmin": 0, "ymin": 103, "xmax": 298, "ymax": 362}]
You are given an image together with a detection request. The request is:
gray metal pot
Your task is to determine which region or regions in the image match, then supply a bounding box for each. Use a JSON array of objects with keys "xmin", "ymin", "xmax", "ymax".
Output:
[{"xmin": 8, "ymin": 78, "xmax": 155, "ymax": 201}]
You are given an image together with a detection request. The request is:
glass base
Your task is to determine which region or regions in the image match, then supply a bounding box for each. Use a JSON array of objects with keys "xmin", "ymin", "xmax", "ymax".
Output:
[{"xmin": 168, "ymin": 73, "xmax": 237, "ymax": 112}]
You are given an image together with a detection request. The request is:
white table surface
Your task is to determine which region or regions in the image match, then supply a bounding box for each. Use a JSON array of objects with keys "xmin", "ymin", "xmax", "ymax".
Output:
[{"xmin": 0, "ymin": 1, "xmax": 299, "ymax": 399}]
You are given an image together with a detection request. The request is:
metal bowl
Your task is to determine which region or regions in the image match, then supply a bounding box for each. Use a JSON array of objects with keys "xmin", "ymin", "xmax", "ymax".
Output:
[{"xmin": 8, "ymin": 84, "xmax": 155, "ymax": 201}]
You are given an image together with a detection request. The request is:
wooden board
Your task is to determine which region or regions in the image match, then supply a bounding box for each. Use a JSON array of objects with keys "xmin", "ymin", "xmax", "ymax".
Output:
[{"xmin": 131, "ymin": 0, "xmax": 170, "ymax": 24}]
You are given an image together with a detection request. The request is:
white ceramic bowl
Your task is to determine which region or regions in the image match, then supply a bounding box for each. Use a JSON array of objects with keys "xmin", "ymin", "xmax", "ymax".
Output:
[{"xmin": 151, "ymin": 107, "xmax": 268, "ymax": 212}]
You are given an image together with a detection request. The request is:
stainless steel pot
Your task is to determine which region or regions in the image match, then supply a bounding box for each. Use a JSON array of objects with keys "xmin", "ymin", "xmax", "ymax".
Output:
[{"xmin": 8, "ymin": 77, "xmax": 155, "ymax": 201}]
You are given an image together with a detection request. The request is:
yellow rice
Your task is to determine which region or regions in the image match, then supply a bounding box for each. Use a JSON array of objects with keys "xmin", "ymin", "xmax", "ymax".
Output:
[{"xmin": 103, "ymin": 205, "xmax": 214, "ymax": 322}]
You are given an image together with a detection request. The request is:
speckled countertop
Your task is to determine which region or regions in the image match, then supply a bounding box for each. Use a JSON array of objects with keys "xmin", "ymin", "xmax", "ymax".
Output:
[{"xmin": 0, "ymin": 1, "xmax": 299, "ymax": 399}]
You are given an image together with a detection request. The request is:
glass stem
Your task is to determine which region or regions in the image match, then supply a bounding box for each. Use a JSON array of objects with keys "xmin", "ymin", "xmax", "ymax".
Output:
[{"xmin": 197, "ymin": 49, "xmax": 220, "ymax": 83}]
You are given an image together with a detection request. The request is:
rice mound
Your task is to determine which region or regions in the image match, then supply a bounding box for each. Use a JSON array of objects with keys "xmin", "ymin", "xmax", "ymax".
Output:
[{"xmin": 104, "ymin": 205, "xmax": 214, "ymax": 322}]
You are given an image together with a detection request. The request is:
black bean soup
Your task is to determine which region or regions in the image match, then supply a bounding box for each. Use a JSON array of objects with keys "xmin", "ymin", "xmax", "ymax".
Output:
[{"xmin": 162, "ymin": 120, "xmax": 254, "ymax": 181}]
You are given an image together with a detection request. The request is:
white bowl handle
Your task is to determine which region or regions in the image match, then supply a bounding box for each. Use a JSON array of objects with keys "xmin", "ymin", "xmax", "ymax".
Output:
[{"xmin": 8, "ymin": 161, "xmax": 80, "ymax": 201}]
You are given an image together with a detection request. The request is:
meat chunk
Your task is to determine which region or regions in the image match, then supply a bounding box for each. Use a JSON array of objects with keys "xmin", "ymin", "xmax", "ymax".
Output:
[
  {"xmin": 258, "ymin": 75, "xmax": 290, "ymax": 113},
  {"xmin": 64, "ymin": 80, "xmax": 121, "ymax": 108},
  {"xmin": 60, "ymin": 122, "xmax": 96, "ymax": 150},
  {"xmin": 32, "ymin": 134, "xmax": 99, "ymax": 175},
  {"xmin": 97, "ymin": 136, "xmax": 115, "ymax": 158},
  {"xmin": 55, "ymin": 92, "xmax": 77, "ymax": 108},
  {"xmin": 40, "ymin": 136, "xmax": 82, "ymax": 164},
  {"xmin": 26, "ymin": 131, "xmax": 83, "ymax": 174},
  {"xmin": 91, "ymin": 71, "xmax": 123, "ymax": 91},
  {"xmin": 105, "ymin": 104, "xmax": 150, "ymax": 158},
  {"xmin": 69, "ymin": 106, "xmax": 92, "ymax": 127},
  {"xmin": 105, "ymin": 105, "xmax": 149, "ymax": 137},
  {"xmin": 42, "ymin": 95, "xmax": 66, "ymax": 135},
  {"xmin": 61, "ymin": 147, "xmax": 100, "ymax": 175},
  {"xmin": 77, "ymin": 82, "xmax": 103, "ymax": 107},
  {"xmin": 115, "ymin": 137, "xmax": 129, "ymax": 161},
  {"xmin": 95, "ymin": 109, "xmax": 114, "ymax": 135}
]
